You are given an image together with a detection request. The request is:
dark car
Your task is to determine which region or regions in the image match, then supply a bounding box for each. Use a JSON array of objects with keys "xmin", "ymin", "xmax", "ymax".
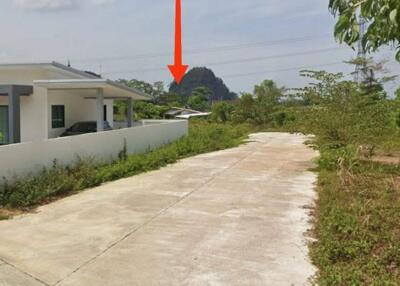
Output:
[{"xmin": 60, "ymin": 121, "xmax": 112, "ymax": 137}]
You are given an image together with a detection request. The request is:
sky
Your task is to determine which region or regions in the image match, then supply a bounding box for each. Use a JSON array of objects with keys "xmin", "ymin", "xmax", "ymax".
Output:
[{"xmin": 0, "ymin": 0, "xmax": 399, "ymax": 94}]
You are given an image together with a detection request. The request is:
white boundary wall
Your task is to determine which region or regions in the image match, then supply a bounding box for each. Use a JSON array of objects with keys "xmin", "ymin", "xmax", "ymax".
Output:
[{"xmin": 0, "ymin": 120, "xmax": 188, "ymax": 182}]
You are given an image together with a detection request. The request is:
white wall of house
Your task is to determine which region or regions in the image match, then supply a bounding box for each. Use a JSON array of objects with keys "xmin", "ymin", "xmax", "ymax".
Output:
[
  {"xmin": 0, "ymin": 67, "xmax": 93, "ymax": 143},
  {"xmin": 0, "ymin": 86, "xmax": 48, "ymax": 143},
  {"xmin": 0, "ymin": 120, "xmax": 188, "ymax": 182},
  {"xmin": 0, "ymin": 67, "xmax": 118, "ymax": 142},
  {"xmin": 47, "ymin": 90, "xmax": 114, "ymax": 138},
  {"xmin": 21, "ymin": 86, "xmax": 49, "ymax": 142}
]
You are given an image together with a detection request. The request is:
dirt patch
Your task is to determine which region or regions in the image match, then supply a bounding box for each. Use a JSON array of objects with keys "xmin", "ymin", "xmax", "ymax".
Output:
[
  {"xmin": 0, "ymin": 208, "xmax": 24, "ymax": 220},
  {"xmin": 370, "ymin": 155, "xmax": 400, "ymax": 165}
]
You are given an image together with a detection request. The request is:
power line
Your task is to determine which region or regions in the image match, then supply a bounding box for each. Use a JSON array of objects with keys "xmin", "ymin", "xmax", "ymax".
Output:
[
  {"xmin": 102, "ymin": 46, "xmax": 346, "ymax": 75},
  {"xmin": 70, "ymin": 34, "xmax": 332, "ymax": 64},
  {"xmin": 221, "ymin": 61, "xmax": 344, "ymax": 78}
]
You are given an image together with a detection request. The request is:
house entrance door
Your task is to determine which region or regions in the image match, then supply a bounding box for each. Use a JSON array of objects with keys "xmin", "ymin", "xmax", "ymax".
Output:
[{"xmin": 0, "ymin": 106, "xmax": 9, "ymax": 145}]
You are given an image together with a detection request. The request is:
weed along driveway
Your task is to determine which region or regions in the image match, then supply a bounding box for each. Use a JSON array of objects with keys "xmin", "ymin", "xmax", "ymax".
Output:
[{"xmin": 0, "ymin": 133, "xmax": 318, "ymax": 286}]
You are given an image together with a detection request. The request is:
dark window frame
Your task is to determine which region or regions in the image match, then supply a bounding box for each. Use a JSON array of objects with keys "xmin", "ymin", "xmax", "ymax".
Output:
[
  {"xmin": 51, "ymin": 105, "xmax": 65, "ymax": 129},
  {"xmin": 0, "ymin": 105, "xmax": 9, "ymax": 145}
]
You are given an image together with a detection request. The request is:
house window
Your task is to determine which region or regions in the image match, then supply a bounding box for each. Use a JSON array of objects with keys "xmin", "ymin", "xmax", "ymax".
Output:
[
  {"xmin": 51, "ymin": 105, "xmax": 65, "ymax": 128},
  {"xmin": 0, "ymin": 106, "xmax": 9, "ymax": 145},
  {"xmin": 104, "ymin": 105, "xmax": 107, "ymax": 121}
]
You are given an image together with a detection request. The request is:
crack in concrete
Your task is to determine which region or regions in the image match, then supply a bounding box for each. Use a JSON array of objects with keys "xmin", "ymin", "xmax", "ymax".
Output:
[
  {"xmin": 53, "ymin": 149, "xmax": 256, "ymax": 286},
  {"xmin": 0, "ymin": 257, "xmax": 50, "ymax": 286}
]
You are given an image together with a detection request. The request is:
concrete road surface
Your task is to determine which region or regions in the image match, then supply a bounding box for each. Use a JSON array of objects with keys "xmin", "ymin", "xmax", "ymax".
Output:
[{"xmin": 0, "ymin": 133, "xmax": 318, "ymax": 286}]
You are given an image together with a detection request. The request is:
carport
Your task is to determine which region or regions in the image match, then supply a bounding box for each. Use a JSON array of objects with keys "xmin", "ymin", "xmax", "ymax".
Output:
[{"xmin": 34, "ymin": 79, "xmax": 150, "ymax": 138}]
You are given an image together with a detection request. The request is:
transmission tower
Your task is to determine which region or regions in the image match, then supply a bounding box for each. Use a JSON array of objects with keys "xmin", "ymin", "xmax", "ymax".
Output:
[{"xmin": 354, "ymin": 14, "xmax": 367, "ymax": 83}]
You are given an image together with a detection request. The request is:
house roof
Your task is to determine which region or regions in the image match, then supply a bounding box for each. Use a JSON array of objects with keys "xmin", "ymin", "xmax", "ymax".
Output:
[
  {"xmin": 0, "ymin": 62, "xmax": 98, "ymax": 79},
  {"xmin": 175, "ymin": 113, "xmax": 211, "ymax": 119},
  {"xmin": 0, "ymin": 62, "xmax": 150, "ymax": 100},
  {"xmin": 34, "ymin": 79, "xmax": 150, "ymax": 100},
  {"xmin": 165, "ymin": 107, "xmax": 203, "ymax": 116}
]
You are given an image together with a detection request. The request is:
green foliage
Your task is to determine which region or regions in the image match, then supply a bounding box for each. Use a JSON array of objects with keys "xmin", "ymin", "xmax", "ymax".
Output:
[
  {"xmin": 232, "ymin": 93, "xmax": 256, "ymax": 123},
  {"xmin": 346, "ymin": 58, "xmax": 396, "ymax": 98},
  {"xmin": 187, "ymin": 87, "xmax": 211, "ymax": 111},
  {"xmin": 210, "ymin": 101, "xmax": 236, "ymax": 123},
  {"xmin": 209, "ymin": 79, "xmax": 291, "ymax": 127},
  {"xmin": 118, "ymin": 79, "xmax": 166, "ymax": 102},
  {"xmin": 396, "ymin": 111, "xmax": 400, "ymax": 128},
  {"xmin": 252, "ymin": 80, "xmax": 286, "ymax": 124},
  {"xmin": 297, "ymin": 71, "xmax": 394, "ymax": 145},
  {"xmin": 0, "ymin": 160, "xmax": 99, "ymax": 208},
  {"xmin": 158, "ymin": 92, "xmax": 185, "ymax": 106},
  {"xmin": 311, "ymin": 154, "xmax": 400, "ymax": 285},
  {"xmin": 0, "ymin": 122, "xmax": 251, "ymax": 209},
  {"xmin": 134, "ymin": 101, "xmax": 169, "ymax": 120},
  {"xmin": 284, "ymin": 70, "xmax": 400, "ymax": 285},
  {"xmin": 113, "ymin": 100, "xmax": 169, "ymax": 121},
  {"xmin": 329, "ymin": 0, "xmax": 400, "ymax": 61},
  {"xmin": 208, "ymin": 71, "xmax": 400, "ymax": 284},
  {"xmin": 169, "ymin": 67, "xmax": 238, "ymax": 102}
]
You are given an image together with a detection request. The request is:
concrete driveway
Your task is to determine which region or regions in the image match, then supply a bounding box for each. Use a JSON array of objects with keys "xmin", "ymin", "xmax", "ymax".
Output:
[{"xmin": 0, "ymin": 133, "xmax": 318, "ymax": 286}]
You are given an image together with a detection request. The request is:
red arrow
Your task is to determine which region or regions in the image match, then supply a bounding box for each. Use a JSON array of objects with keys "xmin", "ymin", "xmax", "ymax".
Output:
[{"xmin": 168, "ymin": 0, "xmax": 188, "ymax": 84}]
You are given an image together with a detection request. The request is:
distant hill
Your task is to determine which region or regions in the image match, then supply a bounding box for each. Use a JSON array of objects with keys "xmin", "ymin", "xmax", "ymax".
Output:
[{"xmin": 169, "ymin": 67, "xmax": 238, "ymax": 102}]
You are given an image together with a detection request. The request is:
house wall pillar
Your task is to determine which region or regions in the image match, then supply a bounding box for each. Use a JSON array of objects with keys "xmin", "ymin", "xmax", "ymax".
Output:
[
  {"xmin": 7, "ymin": 86, "xmax": 21, "ymax": 144},
  {"xmin": 127, "ymin": 98, "xmax": 133, "ymax": 128},
  {"xmin": 29, "ymin": 85, "xmax": 48, "ymax": 142},
  {"xmin": 96, "ymin": 88, "xmax": 104, "ymax": 132}
]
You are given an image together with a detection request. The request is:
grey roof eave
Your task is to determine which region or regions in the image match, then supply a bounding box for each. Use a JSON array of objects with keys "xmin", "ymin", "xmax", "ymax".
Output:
[{"xmin": 50, "ymin": 62, "xmax": 100, "ymax": 79}]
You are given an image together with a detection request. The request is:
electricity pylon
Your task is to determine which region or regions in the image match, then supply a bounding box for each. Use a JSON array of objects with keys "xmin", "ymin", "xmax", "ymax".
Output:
[{"xmin": 354, "ymin": 14, "xmax": 368, "ymax": 83}]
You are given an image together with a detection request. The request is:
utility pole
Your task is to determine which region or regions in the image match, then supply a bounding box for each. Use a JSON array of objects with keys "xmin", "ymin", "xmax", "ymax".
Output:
[{"xmin": 354, "ymin": 14, "xmax": 367, "ymax": 83}]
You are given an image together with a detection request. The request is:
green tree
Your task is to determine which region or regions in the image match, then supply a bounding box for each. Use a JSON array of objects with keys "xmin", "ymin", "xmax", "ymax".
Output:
[
  {"xmin": 253, "ymin": 80, "xmax": 285, "ymax": 124},
  {"xmin": 187, "ymin": 87, "xmax": 211, "ymax": 111},
  {"xmin": 396, "ymin": 110, "xmax": 400, "ymax": 128},
  {"xmin": 298, "ymin": 70, "xmax": 393, "ymax": 144},
  {"xmin": 210, "ymin": 102, "xmax": 235, "ymax": 123},
  {"xmin": 134, "ymin": 101, "xmax": 169, "ymax": 120},
  {"xmin": 395, "ymin": 88, "xmax": 400, "ymax": 127},
  {"xmin": 395, "ymin": 88, "xmax": 400, "ymax": 100},
  {"xmin": 232, "ymin": 93, "xmax": 255, "ymax": 123},
  {"xmin": 118, "ymin": 79, "xmax": 165, "ymax": 102},
  {"xmin": 254, "ymin": 79, "xmax": 284, "ymax": 105},
  {"xmin": 329, "ymin": 0, "xmax": 400, "ymax": 60},
  {"xmin": 346, "ymin": 57, "xmax": 396, "ymax": 99},
  {"xmin": 158, "ymin": 92, "xmax": 184, "ymax": 107}
]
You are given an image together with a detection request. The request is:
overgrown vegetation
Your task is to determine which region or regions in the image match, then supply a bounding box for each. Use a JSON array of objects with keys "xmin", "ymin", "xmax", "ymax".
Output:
[
  {"xmin": 207, "ymin": 68, "xmax": 400, "ymax": 284},
  {"xmin": 0, "ymin": 121, "xmax": 251, "ymax": 211},
  {"xmin": 311, "ymin": 160, "xmax": 400, "ymax": 285},
  {"xmin": 299, "ymin": 72, "xmax": 400, "ymax": 285}
]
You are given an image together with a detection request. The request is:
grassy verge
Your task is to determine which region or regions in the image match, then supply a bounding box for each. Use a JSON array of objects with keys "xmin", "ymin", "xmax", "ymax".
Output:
[
  {"xmin": 0, "ymin": 121, "xmax": 251, "ymax": 214},
  {"xmin": 310, "ymin": 144, "xmax": 400, "ymax": 285}
]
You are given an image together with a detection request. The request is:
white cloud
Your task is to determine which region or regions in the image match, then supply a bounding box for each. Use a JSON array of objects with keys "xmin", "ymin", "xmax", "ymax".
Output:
[{"xmin": 12, "ymin": 0, "xmax": 115, "ymax": 11}]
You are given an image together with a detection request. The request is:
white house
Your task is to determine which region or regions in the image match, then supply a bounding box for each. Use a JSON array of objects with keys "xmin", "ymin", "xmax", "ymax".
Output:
[
  {"xmin": 0, "ymin": 62, "xmax": 149, "ymax": 145},
  {"xmin": 0, "ymin": 62, "xmax": 188, "ymax": 181}
]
